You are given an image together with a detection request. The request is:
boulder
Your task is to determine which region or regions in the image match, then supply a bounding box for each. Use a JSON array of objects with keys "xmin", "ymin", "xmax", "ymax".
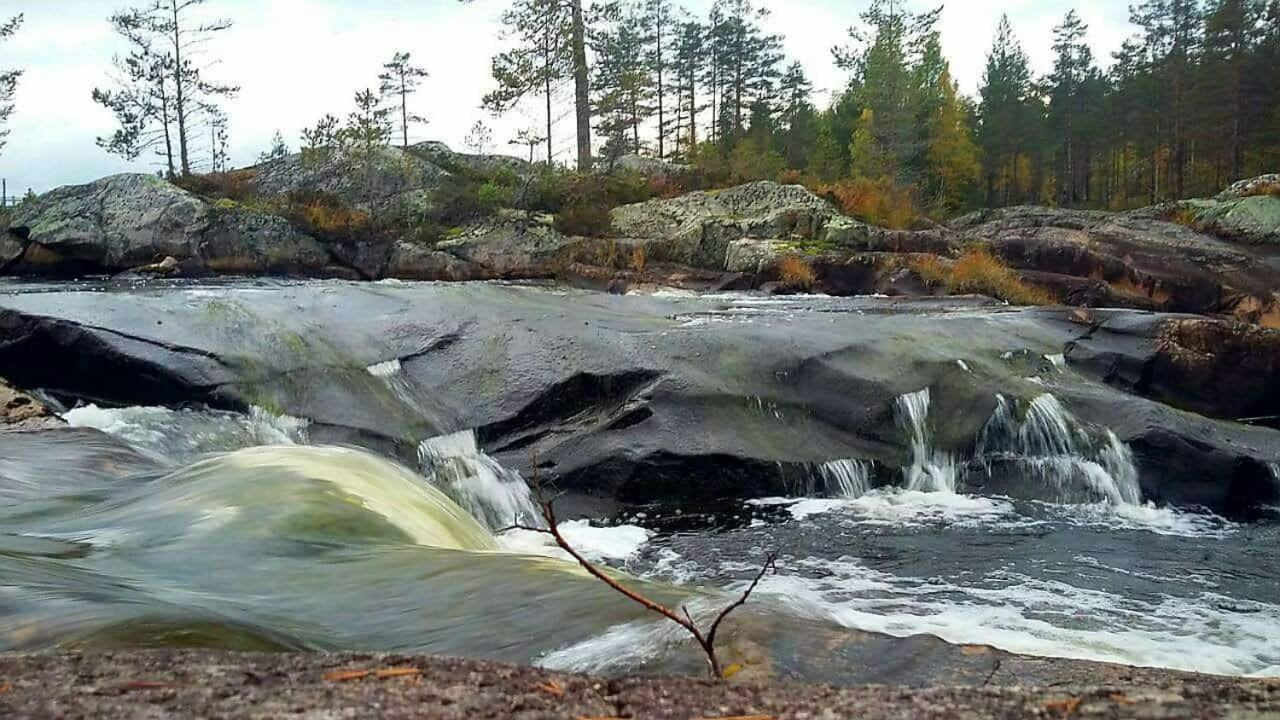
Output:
[
  {"xmin": 436, "ymin": 211, "xmax": 572, "ymax": 276},
  {"xmin": 951, "ymin": 205, "xmax": 1280, "ymax": 323},
  {"xmin": 3, "ymin": 174, "xmax": 341, "ymax": 278},
  {"xmin": 0, "ymin": 284, "xmax": 1275, "ymax": 517},
  {"xmin": 409, "ymin": 141, "xmax": 531, "ymax": 179},
  {"xmin": 610, "ymin": 181, "xmax": 838, "ymax": 268},
  {"xmin": 600, "ymin": 153, "xmax": 694, "ymax": 180},
  {"xmin": 1216, "ymin": 174, "xmax": 1280, "ymax": 201},
  {"xmin": 248, "ymin": 146, "xmax": 449, "ymax": 213},
  {"xmin": 0, "ymin": 378, "xmax": 60, "ymax": 431},
  {"xmin": 7, "ymin": 174, "xmax": 206, "ymax": 271},
  {"xmin": 1062, "ymin": 309, "xmax": 1280, "ymax": 423}
]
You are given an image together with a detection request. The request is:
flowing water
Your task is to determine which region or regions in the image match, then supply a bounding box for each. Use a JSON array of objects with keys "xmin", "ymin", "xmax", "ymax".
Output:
[{"xmin": 0, "ymin": 283, "xmax": 1278, "ymax": 683}]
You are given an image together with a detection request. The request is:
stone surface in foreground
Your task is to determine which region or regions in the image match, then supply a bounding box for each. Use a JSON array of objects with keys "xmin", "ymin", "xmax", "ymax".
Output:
[{"xmin": 0, "ymin": 651, "xmax": 1277, "ymax": 719}]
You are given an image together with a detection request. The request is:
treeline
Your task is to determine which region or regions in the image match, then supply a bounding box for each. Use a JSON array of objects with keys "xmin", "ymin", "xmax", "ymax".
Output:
[
  {"xmin": 482, "ymin": 0, "xmax": 1280, "ymax": 220},
  {"xmin": 9, "ymin": 0, "xmax": 1276, "ymax": 223}
]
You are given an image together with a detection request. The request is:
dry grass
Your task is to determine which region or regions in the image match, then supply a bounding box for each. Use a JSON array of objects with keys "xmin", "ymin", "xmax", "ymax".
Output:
[
  {"xmin": 628, "ymin": 245, "xmax": 647, "ymax": 273},
  {"xmin": 909, "ymin": 249, "xmax": 1055, "ymax": 306},
  {"xmin": 908, "ymin": 255, "xmax": 950, "ymax": 288},
  {"xmin": 947, "ymin": 249, "xmax": 1056, "ymax": 306},
  {"xmin": 301, "ymin": 201, "xmax": 370, "ymax": 235},
  {"xmin": 776, "ymin": 255, "xmax": 817, "ymax": 291}
]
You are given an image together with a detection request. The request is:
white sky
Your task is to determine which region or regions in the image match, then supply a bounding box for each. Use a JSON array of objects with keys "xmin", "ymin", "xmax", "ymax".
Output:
[{"xmin": 0, "ymin": 0, "xmax": 1130, "ymax": 193}]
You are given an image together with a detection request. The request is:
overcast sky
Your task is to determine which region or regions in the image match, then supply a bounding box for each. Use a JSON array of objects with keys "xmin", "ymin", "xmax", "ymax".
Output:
[{"xmin": 0, "ymin": 0, "xmax": 1130, "ymax": 194}]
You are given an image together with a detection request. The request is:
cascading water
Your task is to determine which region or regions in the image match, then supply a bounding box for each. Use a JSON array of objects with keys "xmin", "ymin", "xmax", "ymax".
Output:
[
  {"xmin": 366, "ymin": 358, "xmax": 427, "ymax": 415},
  {"xmin": 895, "ymin": 389, "xmax": 958, "ymax": 493},
  {"xmin": 818, "ymin": 459, "xmax": 873, "ymax": 498},
  {"xmin": 416, "ymin": 430, "xmax": 543, "ymax": 531},
  {"xmin": 976, "ymin": 393, "xmax": 1142, "ymax": 505}
]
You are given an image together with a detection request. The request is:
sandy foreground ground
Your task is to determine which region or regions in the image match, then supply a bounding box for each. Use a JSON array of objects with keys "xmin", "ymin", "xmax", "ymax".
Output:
[{"xmin": 1, "ymin": 651, "xmax": 1278, "ymax": 719}]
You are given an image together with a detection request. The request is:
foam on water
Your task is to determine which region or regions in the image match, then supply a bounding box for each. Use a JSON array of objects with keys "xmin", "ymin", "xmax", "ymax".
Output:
[
  {"xmin": 895, "ymin": 389, "xmax": 958, "ymax": 493},
  {"xmin": 544, "ymin": 548, "xmax": 1280, "ymax": 678},
  {"xmin": 775, "ymin": 488, "xmax": 1021, "ymax": 526},
  {"xmin": 63, "ymin": 404, "xmax": 309, "ymax": 463},
  {"xmin": 417, "ymin": 431, "xmax": 543, "ymax": 531},
  {"xmin": 366, "ymin": 359, "xmax": 403, "ymax": 378},
  {"xmin": 750, "ymin": 556, "xmax": 1280, "ymax": 677},
  {"xmin": 501, "ymin": 521, "xmax": 650, "ymax": 564}
]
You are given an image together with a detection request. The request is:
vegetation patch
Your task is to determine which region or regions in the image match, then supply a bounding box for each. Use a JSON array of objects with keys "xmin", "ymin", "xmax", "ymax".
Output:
[
  {"xmin": 911, "ymin": 249, "xmax": 1054, "ymax": 306},
  {"xmin": 775, "ymin": 255, "xmax": 817, "ymax": 292}
]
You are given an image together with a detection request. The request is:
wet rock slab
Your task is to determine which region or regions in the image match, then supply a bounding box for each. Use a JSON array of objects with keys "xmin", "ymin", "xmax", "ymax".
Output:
[{"xmin": 0, "ymin": 650, "xmax": 1276, "ymax": 719}]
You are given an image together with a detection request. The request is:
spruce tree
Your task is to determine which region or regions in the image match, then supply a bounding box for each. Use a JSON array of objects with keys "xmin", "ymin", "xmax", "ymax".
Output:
[{"xmin": 977, "ymin": 14, "xmax": 1037, "ymax": 205}]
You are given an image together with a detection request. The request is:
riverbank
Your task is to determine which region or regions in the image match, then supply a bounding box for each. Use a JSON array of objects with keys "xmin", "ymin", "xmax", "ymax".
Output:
[{"xmin": 1, "ymin": 650, "xmax": 1277, "ymax": 719}]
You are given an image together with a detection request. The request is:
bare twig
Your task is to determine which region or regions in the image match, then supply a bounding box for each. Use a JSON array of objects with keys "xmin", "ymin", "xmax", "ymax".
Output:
[{"xmin": 508, "ymin": 467, "xmax": 778, "ymax": 679}]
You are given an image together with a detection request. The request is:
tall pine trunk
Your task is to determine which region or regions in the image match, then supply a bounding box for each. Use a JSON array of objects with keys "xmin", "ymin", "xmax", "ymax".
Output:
[{"xmin": 570, "ymin": 0, "xmax": 592, "ymax": 171}]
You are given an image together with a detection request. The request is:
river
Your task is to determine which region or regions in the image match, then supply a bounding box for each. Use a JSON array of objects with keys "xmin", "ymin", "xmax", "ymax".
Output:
[{"xmin": 0, "ymin": 280, "xmax": 1277, "ymax": 683}]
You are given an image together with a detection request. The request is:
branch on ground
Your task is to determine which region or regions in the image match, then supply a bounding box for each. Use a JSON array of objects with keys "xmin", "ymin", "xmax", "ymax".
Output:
[{"xmin": 504, "ymin": 471, "xmax": 777, "ymax": 679}]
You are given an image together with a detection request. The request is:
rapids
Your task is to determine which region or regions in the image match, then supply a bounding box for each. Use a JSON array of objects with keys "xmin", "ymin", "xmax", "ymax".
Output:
[{"xmin": 0, "ymin": 281, "xmax": 1277, "ymax": 684}]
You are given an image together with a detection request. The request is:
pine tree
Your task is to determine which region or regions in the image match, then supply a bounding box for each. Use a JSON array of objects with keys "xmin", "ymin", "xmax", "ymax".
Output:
[
  {"xmin": 706, "ymin": 0, "xmax": 782, "ymax": 146},
  {"xmin": 343, "ymin": 89, "xmax": 392, "ymax": 207},
  {"xmin": 258, "ymin": 129, "xmax": 289, "ymax": 166},
  {"xmin": 1200, "ymin": 0, "xmax": 1264, "ymax": 183},
  {"xmin": 379, "ymin": 52, "xmax": 430, "ymax": 149},
  {"xmin": 482, "ymin": 0, "xmax": 572, "ymax": 165},
  {"xmin": 300, "ymin": 114, "xmax": 341, "ymax": 167},
  {"xmin": 92, "ymin": 0, "xmax": 239, "ymax": 177},
  {"xmin": 1046, "ymin": 10, "xmax": 1099, "ymax": 206},
  {"xmin": 671, "ymin": 18, "xmax": 707, "ymax": 158},
  {"xmin": 834, "ymin": 0, "xmax": 943, "ymax": 183},
  {"xmin": 807, "ymin": 112, "xmax": 846, "ymax": 181},
  {"xmin": 1129, "ymin": 0, "xmax": 1204, "ymax": 199},
  {"xmin": 593, "ymin": 2, "xmax": 655, "ymax": 161},
  {"xmin": 643, "ymin": 0, "xmax": 677, "ymax": 159},
  {"xmin": 0, "ymin": 14, "xmax": 22, "ymax": 160},
  {"xmin": 207, "ymin": 106, "xmax": 231, "ymax": 172}
]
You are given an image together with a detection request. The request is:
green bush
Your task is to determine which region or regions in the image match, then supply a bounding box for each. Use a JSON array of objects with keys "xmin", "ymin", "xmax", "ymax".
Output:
[{"xmin": 555, "ymin": 195, "xmax": 614, "ymax": 237}]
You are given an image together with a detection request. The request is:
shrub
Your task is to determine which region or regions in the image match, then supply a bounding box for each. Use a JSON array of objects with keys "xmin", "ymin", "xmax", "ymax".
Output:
[
  {"xmin": 945, "ymin": 249, "xmax": 1055, "ymax": 306},
  {"xmin": 427, "ymin": 176, "xmax": 505, "ymax": 225},
  {"xmin": 816, "ymin": 176, "xmax": 920, "ymax": 230},
  {"xmin": 776, "ymin": 255, "xmax": 817, "ymax": 291},
  {"xmin": 274, "ymin": 189, "xmax": 374, "ymax": 242},
  {"xmin": 174, "ymin": 170, "xmax": 258, "ymax": 203},
  {"xmin": 908, "ymin": 255, "xmax": 950, "ymax": 288},
  {"xmin": 555, "ymin": 195, "xmax": 613, "ymax": 237}
]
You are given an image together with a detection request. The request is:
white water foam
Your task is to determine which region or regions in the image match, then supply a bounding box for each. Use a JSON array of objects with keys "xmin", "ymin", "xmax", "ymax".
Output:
[
  {"xmin": 895, "ymin": 389, "xmax": 958, "ymax": 493},
  {"xmin": 750, "ymin": 556, "xmax": 1280, "ymax": 678},
  {"xmin": 753, "ymin": 488, "xmax": 1021, "ymax": 527},
  {"xmin": 501, "ymin": 521, "xmax": 650, "ymax": 564},
  {"xmin": 416, "ymin": 430, "xmax": 542, "ymax": 531},
  {"xmin": 63, "ymin": 404, "xmax": 309, "ymax": 463},
  {"xmin": 366, "ymin": 359, "xmax": 403, "ymax": 378}
]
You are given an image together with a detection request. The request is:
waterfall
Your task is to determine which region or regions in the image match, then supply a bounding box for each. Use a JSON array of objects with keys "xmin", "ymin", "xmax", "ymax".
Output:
[
  {"xmin": 416, "ymin": 431, "xmax": 543, "ymax": 531},
  {"xmin": 819, "ymin": 459, "xmax": 873, "ymax": 498},
  {"xmin": 367, "ymin": 359, "xmax": 426, "ymax": 415},
  {"xmin": 977, "ymin": 393, "xmax": 1141, "ymax": 506},
  {"xmin": 895, "ymin": 389, "xmax": 958, "ymax": 493}
]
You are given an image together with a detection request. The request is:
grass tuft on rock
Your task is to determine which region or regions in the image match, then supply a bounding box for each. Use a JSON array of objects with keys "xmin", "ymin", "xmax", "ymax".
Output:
[{"xmin": 911, "ymin": 250, "xmax": 1055, "ymax": 306}]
